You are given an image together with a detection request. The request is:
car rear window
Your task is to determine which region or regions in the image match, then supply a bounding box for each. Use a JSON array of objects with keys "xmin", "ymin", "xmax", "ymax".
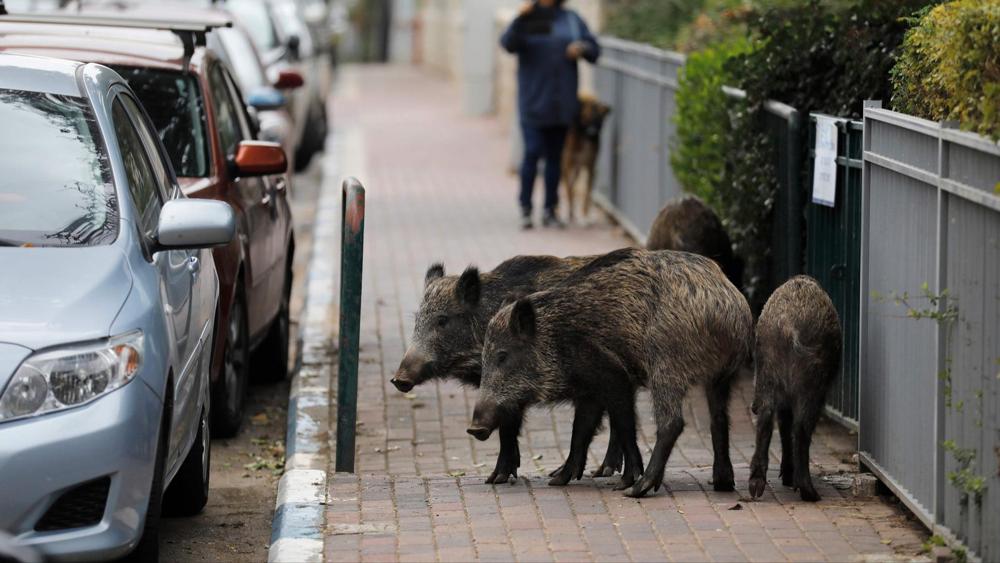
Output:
[
  {"xmin": 0, "ymin": 89, "xmax": 117, "ymax": 247},
  {"xmin": 111, "ymin": 66, "xmax": 210, "ymax": 178}
]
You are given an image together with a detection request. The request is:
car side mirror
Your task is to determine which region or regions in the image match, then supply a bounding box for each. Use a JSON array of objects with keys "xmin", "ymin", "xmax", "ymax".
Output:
[
  {"xmin": 233, "ymin": 140, "xmax": 287, "ymax": 176},
  {"xmin": 155, "ymin": 199, "xmax": 235, "ymax": 251},
  {"xmin": 247, "ymin": 86, "xmax": 287, "ymax": 111},
  {"xmin": 273, "ymin": 68, "xmax": 304, "ymax": 90}
]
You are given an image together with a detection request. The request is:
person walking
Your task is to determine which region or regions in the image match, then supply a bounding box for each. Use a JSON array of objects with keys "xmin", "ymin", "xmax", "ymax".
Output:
[{"xmin": 501, "ymin": 0, "xmax": 600, "ymax": 229}]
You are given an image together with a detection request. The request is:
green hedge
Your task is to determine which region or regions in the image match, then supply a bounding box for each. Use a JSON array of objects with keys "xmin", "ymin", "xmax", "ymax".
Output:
[{"xmin": 891, "ymin": 0, "xmax": 1000, "ymax": 140}]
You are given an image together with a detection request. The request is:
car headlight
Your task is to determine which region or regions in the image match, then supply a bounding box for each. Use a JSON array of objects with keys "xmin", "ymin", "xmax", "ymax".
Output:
[{"xmin": 0, "ymin": 331, "xmax": 143, "ymax": 423}]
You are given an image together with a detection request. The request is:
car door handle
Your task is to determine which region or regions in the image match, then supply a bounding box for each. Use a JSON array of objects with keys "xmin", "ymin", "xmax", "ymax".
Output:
[{"xmin": 187, "ymin": 256, "xmax": 200, "ymax": 274}]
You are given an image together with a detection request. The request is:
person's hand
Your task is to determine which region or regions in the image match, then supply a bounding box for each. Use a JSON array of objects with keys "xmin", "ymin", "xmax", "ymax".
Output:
[
  {"xmin": 518, "ymin": 2, "xmax": 534, "ymax": 16},
  {"xmin": 566, "ymin": 41, "xmax": 586, "ymax": 60}
]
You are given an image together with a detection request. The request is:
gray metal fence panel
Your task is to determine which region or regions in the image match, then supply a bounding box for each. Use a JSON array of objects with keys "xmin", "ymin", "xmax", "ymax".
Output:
[
  {"xmin": 591, "ymin": 37, "xmax": 686, "ymax": 243},
  {"xmin": 861, "ymin": 106, "xmax": 1000, "ymax": 560}
]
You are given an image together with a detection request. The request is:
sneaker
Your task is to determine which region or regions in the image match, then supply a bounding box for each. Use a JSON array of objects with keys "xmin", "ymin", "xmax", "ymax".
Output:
[
  {"xmin": 520, "ymin": 211, "xmax": 533, "ymax": 230},
  {"xmin": 542, "ymin": 210, "xmax": 565, "ymax": 229}
]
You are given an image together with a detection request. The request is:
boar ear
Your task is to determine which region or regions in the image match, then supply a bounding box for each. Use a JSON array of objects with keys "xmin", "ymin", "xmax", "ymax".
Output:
[
  {"xmin": 425, "ymin": 263, "xmax": 445, "ymax": 287},
  {"xmin": 456, "ymin": 266, "xmax": 481, "ymax": 306},
  {"xmin": 510, "ymin": 298, "xmax": 536, "ymax": 340}
]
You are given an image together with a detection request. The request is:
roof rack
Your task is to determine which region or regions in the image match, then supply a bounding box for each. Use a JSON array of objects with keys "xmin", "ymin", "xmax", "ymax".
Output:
[{"xmin": 0, "ymin": 11, "xmax": 232, "ymax": 68}]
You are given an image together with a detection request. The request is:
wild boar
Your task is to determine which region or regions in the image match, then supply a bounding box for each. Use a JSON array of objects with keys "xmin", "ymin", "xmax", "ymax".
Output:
[
  {"xmin": 392, "ymin": 255, "xmax": 624, "ymax": 483},
  {"xmin": 469, "ymin": 248, "xmax": 753, "ymax": 497},
  {"xmin": 646, "ymin": 196, "xmax": 744, "ymax": 290},
  {"xmin": 748, "ymin": 275, "xmax": 842, "ymax": 502}
]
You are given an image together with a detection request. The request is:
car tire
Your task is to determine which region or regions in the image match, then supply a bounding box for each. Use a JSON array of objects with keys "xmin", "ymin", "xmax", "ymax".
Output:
[
  {"xmin": 253, "ymin": 264, "xmax": 292, "ymax": 383},
  {"xmin": 162, "ymin": 406, "xmax": 210, "ymax": 517},
  {"xmin": 125, "ymin": 406, "xmax": 168, "ymax": 563},
  {"xmin": 294, "ymin": 100, "xmax": 326, "ymax": 172},
  {"xmin": 212, "ymin": 281, "xmax": 249, "ymax": 438}
]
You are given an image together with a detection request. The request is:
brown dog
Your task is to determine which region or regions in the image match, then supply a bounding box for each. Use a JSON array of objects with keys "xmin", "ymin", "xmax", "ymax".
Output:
[{"xmin": 562, "ymin": 95, "xmax": 610, "ymax": 223}]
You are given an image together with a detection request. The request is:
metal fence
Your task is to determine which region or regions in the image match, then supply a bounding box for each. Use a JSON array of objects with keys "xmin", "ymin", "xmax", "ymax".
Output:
[
  {"xmin": 859, "ymin": 103, "xmax": 1000, "ymax": 560},
  {"xmin": 593, "ymin": 36, "xmax": 686, "ymax": 242},
  {"xmin": 592, "ymin": 37, "xmax": 803, "ymax": 294},
  {"xmin": 806, "ymin": 116, "xmax": 864, "ymax": 427}
]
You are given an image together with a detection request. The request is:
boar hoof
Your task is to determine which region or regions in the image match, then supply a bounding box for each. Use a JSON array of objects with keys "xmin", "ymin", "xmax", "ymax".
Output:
[
  {"xmin": 548, "ymin": 474, "xmax": 571, "ymax": 487},
  {"xmin": 779, "ymin": 467, "xmax": 794, "ymax": 487},
  {"xmin": 548, "ymin": 464, "xmax": 566, "ymax": 478},
  {"xmin": 624, "ymin": 478, "xmax": 656, "ymax": 498},
  {"xmin": 486, "ymin": 469, "xmax": 515, "ymax": 485},
  {"xmin": 711, "ymin": 469, "xmax": 735, "ymax": 492},
  {"xmin": 798, "ymin": 485, "xmax": 820, "ymax": 502},
  {"xmin": 612, "ymin": 475, "xmax": 636, "ymax": 491},
  {"xmin": 748, "ymin": 476, "xmax": 767, "ymax": 499}
]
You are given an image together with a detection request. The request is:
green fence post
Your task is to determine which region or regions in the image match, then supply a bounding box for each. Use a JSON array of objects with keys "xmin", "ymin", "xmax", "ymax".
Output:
[{"xmin": 335, "ymin": 177, "xmax": 365, "ymax": 472}]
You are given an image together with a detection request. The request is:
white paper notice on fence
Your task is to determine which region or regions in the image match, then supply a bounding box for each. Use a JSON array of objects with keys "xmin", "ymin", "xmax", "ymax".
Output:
[{"xmin": 812, "ymin": 116, "xmax": 839, "ymax": 207}]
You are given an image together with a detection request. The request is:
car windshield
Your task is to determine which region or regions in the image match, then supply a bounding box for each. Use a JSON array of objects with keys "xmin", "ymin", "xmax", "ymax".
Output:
[
  {"xmin": 227, "ymin": 0, "xmax": 280, "ymax": 51},
  {"xmin": 111, "ymin": 66, "xmax": 210, "ymax": 178},
  {"xmin": 0, "ymin": 89, "xmax": 117, "ymax": 248}
]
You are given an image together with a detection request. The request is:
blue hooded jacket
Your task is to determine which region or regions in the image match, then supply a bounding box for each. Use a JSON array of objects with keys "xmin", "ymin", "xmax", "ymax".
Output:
[{"xmin": 500, "ymin": 6, "xmax": 600, "ymax": 127}]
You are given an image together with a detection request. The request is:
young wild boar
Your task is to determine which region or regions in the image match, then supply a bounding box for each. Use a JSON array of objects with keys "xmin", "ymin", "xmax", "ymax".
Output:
[
  {"xmin": 646, "ymin": 196, "xmax": 744, "ymax": 290},
  {"xmin": 392, "ymin": 255, "xmax": 624, "ymax": 484},
  {"xmin": 748, "ymin": 276, "xmax": 842, "ymax": 502},
  {"xmin": 468, "ymin": 248, "xmax": 753, "ymax": 497}
]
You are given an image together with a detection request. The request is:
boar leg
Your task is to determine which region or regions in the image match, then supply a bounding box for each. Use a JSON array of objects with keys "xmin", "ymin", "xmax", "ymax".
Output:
[
  {"xmin": 748, "ymin": 402, "xmax": 774, "ymax": 499},
  {"xmin": 486, "ymin": 419, "xmax": 523, "ymax": 485},
  {"xmin": 626, "ymin": 390, "xmax": 684, "ymax": 498},
  {"xmin": 549, "ymin": 401, "xmax": 603, "ymax": 486},
  {"xmin": 582, "ymin": 156, "xmax": 596, "ymax": 220},
  {"xmin": 592, "ymin": 422, "xmax": 623, "ymax": 477},
  {"xmin": 705, "ymin": 375, "xmax": 735, "ymax": 491},
  {"xmin": 777, "ymin": 407, "xmax": 794, "ymax": 487},
  {"xmin": 607, "ymin": 397, "xmax": 644, "ymax": 491},
  {"xmin": 793, "ymin": 407, "xmax": 821, "ymax": 502}
]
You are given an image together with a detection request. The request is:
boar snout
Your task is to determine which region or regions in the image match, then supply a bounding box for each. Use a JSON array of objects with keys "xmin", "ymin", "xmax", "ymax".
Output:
[
  {"xmin": 392, "ymin": 348, "xmax": 431, "ymax": 392},
  {"xmin": 468, "ymin": 398, "xmax": 500, "ymax": 441}
]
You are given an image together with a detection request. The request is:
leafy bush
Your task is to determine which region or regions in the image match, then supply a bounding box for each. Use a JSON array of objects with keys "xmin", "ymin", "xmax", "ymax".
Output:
[
  {"xmin": 726, "ymin": 0, "xmax": 931, "ymax": 116},
  {"xmin": 604, "ymin": 0, "xmax": 708, "ymax": 50},
  {"xmin": 891, "ymin": 0, "xmax": 1000, "ymax": 140},
  {"xmin": 674, "ymin": 0, "xmax": 754, "ymax": 52},
  {"xmin": 671, "ymin": 39, "xmax": 751, "ymax": 208}
]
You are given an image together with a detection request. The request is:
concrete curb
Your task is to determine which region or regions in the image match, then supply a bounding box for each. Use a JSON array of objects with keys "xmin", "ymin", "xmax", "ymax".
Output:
[{"xmin": 268, "ymin": 128, "xmax": 348, "ymax": 563}]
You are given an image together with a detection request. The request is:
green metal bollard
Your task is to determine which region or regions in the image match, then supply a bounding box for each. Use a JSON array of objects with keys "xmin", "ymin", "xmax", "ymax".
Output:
[{"xmin": 335, "ymin": 177, "xmax": 365, "ymax": 472}]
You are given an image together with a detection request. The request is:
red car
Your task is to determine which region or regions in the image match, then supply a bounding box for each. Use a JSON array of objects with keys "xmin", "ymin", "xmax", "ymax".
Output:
[{"xmin": 0, "ymin": 12, "xmax": 297, "ymax": 436}]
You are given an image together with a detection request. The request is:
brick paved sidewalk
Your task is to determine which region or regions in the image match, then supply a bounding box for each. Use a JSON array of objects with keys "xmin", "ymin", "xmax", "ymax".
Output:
[{"xmin": 323, "ymin": 65, "xmax": 927, "ymax": 562}]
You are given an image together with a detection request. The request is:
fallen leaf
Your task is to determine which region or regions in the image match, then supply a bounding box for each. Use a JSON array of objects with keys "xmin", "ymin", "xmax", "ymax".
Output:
[
  {"xmin": 447, "ymin": 470, "xmax": 466, "ymax": 477},
  {"xmin": 532, "ymin": 454, "xmax": 544, "ymax": 461},
  {"xmin": 728, "ymin": 503, "xmax": 743, "ymax": 511},
  {"xmin": 251, "ymin": 413, "xmax": 269, "ymax": 424},
  {"xmin": 881, "ymin": 539, "xmax": 893, "ymax": 545},
  {"xmin": 404, "ymin": 392, "xmax": 417, "ymax": 400}
]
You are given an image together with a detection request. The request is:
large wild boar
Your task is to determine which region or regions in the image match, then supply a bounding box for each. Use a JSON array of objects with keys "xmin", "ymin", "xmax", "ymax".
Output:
[
  {"xmin": 748, "ymin": 276, "xmax": 842, "ymax": 502},
  {"xmin": 468, "ymin": 248, "xmax": 753, "ymax": 497},
  {"xmin": 392, "ymin": 255, "xmax": 624, "ymax": 483},
  {"xmin": 646, "ymin": 196, "xmax": 744, "ymax": 290}
]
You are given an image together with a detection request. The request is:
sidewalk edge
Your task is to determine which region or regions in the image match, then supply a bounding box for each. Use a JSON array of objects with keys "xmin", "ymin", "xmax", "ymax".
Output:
[{"xmin": 268, "ymin": 129, "xmax": 346, "ymax": 563}]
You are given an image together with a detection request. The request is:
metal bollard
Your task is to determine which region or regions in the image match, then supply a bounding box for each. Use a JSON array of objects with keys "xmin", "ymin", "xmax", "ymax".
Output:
[{"xmin": 335, "ymin": 177, "xmax": 365, "ymax": 472}]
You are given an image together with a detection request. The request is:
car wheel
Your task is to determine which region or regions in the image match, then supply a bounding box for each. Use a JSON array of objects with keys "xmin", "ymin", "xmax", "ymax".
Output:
[
  {"xmin": 125, "ymin": 407, "xmax": 168, "ymax": 562},
  {"xmin": 212, "ymin": 282, "xmax": 249, "ymax": 438},
  {"xmin": 294, "ymin": 100, "xmax": 326, "ymax": 172},
  {"xmin": 253, "ymin": 264, "xmax": 291, "ymax": 382},
  {"xmin": 162, "ymin": 406, "xmax": 210, "ymax": 517}
]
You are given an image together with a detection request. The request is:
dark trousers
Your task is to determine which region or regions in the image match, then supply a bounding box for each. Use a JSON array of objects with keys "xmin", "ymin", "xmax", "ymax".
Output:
[{"xmin": 519, "ymin": 123, "xmax": 568, "ymax": 213}]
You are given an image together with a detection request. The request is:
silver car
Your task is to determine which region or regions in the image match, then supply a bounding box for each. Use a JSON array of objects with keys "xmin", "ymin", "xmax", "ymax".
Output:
[{"xmin": 0, "ymin": 53, "xmax": 235, "ymax": 561}]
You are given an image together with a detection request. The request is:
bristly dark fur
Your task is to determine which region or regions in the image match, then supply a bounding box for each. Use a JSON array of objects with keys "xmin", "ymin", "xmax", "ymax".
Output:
[
  {"xmin": 396, "ymin": 253, "xmax": 626, "ymax": 484},
  {"xmin": 646, "ymin": 196, "xmax": 744, "ymax": 290},
  {"xmin": 748, "ymin": 275, "xmax": 842, "ymax": 502},
  {"xmin": 476, "ymin": 248, "xmax": 754, "ymax": 497}
]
